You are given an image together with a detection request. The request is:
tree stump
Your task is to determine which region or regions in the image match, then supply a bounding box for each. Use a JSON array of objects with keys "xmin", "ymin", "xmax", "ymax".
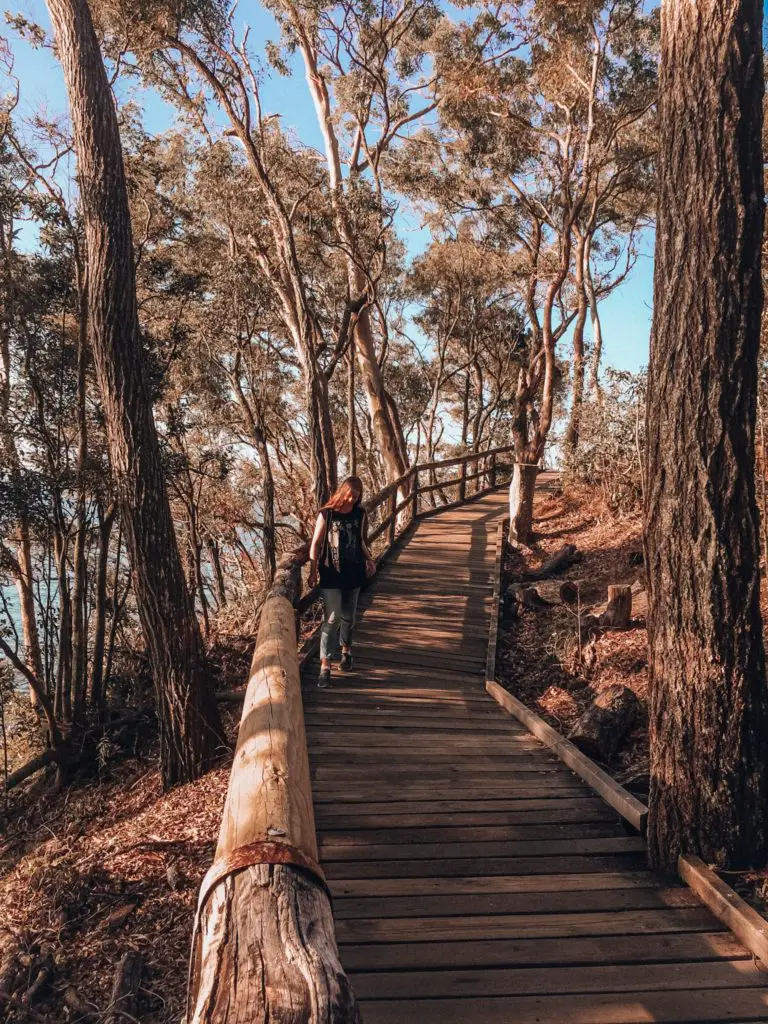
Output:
[
  {"xmin": 568, "ymin": 685, "xmax": 641, "ymax": 762},
  {"xmin": 104, "ymin": 952, "xmax": 143, "ymax": 1024},
  {"xmin": 599, "ymin": 585, "xmax": 632, "ymax": 628}
]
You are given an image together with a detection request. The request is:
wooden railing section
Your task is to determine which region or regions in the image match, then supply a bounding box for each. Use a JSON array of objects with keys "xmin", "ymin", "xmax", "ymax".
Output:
[
  {"xmin": 298, "ymin": 444, "xmax": 517, "ymax": 619},
  {"xmin": 187, "ymin": 446, "xmax": 518, "ymax": 1024}
]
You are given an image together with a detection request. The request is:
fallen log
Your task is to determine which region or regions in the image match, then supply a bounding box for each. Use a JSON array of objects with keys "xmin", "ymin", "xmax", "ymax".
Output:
[
  {"xmin": 187, "ymin": 550, "xmax": 359, "ymax": 1024},
  {"xmin": 518, "ymin": 544, "xmax": 581, "ymax": 582},
  {"xmin": 515, "ymin": 586, "xmax": 555, "ymax": 610},
  {"xmin": 568, "ymin": 685, "xmax": 641, "ymax": 762},
  {"xmin": 3, "ymin": 750, "xmax": 59, "ymax": 792},
  {"xmin": 104, "ymin": 952, "xmax": 143, "ymax": 1024},
  {"xmin": 598, "ymin": 585, "xmax": 633, "ymax": 628}
]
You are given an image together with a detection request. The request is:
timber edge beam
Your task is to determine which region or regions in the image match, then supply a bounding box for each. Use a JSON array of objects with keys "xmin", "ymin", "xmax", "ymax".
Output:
[
  {"xmin": 486, "ymin": 680, "xmax": 649, "ymax": 835},
  {"xmin": 679, "ymin": 855, "xmax": 768, "ymax": 967}
]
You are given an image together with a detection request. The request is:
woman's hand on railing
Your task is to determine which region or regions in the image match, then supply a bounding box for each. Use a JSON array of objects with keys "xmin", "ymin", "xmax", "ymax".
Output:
[{"xmin": 365, "ymin": 557, "xmax": 377, "ymax": 579}]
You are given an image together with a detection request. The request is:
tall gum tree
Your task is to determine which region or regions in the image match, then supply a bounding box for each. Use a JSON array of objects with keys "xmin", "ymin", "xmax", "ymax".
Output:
[
  {"xmin": 645, "ymin": 0, "xmax": 768, "ymax": 872},
  {"xmin": 44, "ymin": 0, "xmax": 223, "ymax": 787},
  {"xmin": 396, "ymin": 0, "xmax": 655, "ymax": 544}
]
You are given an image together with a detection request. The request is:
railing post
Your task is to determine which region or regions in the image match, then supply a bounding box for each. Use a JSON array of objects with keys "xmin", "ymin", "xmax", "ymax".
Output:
[
  {"xmin": 388, "ymin": 488, "xmax": 397, "ymax": 548},
  {"xmin": 490, "ymin": 451, "xmax": 497, "ymax": 489},
  {"xmin": 411, "ymin": 470, "xmax": 419, "ymax": 522},
  {"xmin": 459, "ymin": 457, "xmax": 467, "ymax": 501}
]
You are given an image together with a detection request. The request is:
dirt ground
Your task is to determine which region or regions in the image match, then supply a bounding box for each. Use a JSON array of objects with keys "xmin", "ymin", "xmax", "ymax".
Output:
[{"xmin": 498, "ymin": 481, "xmax": 649, "ymax": 792}]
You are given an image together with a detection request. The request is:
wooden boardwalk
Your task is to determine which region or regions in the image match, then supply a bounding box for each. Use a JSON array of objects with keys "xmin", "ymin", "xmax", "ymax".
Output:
[{"xmin": 302, "ymin": 490, "xmax": 768, "ymax": 1023}]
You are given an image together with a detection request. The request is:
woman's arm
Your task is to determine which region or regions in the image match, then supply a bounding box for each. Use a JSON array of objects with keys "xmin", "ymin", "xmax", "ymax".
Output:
[{"xmin": 308, "ymin": 512, "xmax": 326, "ymax": 588}]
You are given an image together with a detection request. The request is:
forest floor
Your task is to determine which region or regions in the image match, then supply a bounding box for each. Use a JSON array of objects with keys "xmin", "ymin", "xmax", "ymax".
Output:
[
  {"xmin": 496, "ymin": 479, "xmax": 768, "ymax": 924},
  {"xmin": 0, "ymin": 641, "xmax": 252, "ymax": 1024},
  {"xmin": 498, "ymin": 481, "xmax": 649, "ymax": 792}
]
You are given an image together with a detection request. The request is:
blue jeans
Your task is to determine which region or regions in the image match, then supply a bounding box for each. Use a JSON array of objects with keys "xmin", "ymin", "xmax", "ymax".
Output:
[{"xmin": 320, "ymin": 588, "xmax": 360, "ymax": 662}]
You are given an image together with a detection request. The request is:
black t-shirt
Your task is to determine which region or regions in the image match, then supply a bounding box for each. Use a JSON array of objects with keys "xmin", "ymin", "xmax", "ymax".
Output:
[{"xmin": 319, "ymin": 506, "xmax": 366, "ymax": 589}]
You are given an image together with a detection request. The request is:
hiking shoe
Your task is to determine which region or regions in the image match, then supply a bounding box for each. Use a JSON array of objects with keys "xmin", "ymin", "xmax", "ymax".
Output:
[
  {"xmin": 339, "ymin": 651, "xmax": 353, "ymax": 672},
  {"xmin": 318, "ymin": 667, "xmax": 331, "ymax": 689}
]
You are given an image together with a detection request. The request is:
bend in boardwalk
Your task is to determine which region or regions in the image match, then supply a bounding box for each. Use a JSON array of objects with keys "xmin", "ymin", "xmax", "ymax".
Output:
[{"xmin": 302, "ymin": 487, "xmax": 768, "ymax": 1023}]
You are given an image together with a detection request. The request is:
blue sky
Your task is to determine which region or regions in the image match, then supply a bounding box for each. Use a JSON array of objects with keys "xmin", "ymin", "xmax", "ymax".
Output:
[{"xmin": 3, "ymin": 0, "xmax": 655, "ymax": 375}]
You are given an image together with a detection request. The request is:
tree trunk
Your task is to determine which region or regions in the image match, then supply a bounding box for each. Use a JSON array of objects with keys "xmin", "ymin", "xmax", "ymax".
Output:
[
  {"xmin": 586, "ymin": 242, "xmax": 603, "ymax": 397},
  {"xmin": 14, "ymin": 528, "xmax": 44, "ymax": 706},
  {"xmin": 353, "ymin": 298, "xmax": 408, "ymax": 486},
  {"xmin": 53, "ymin": 530, "xmax": 73, "ymax": 722},
  {"xmin": 308, "ymin": 366, "xmax": 337, "ymax": 506},
  {"xmin": 645, "ymin": 0, "xmax": 768, "ymax": 872},
  {"xmin": 566, "ymin": 233, "xmax": 589, "ymax": 453},
  {"xmin": 89, "ymin": 503, "xmax": 114, "ymax": 708},
  {"xmin": 508, "ymin": 463, "xmax": 539, "ymax": 547},
  {"xmin": 347, "ymin": 345, "xmax": 356, "ymax": 476},
  {"xmin": 70, "ymin": 269, "xmax": 89, "ymax": 718},
  {"xmin": 45, "ymin": 0, "xmax": 223, "ymax": 787}
]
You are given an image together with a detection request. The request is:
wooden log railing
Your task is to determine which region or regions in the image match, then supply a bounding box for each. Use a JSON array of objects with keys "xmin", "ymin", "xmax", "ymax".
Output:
[{"xmin": 188, "ymin": 445, "xmax": 518, "ymax": 1023}]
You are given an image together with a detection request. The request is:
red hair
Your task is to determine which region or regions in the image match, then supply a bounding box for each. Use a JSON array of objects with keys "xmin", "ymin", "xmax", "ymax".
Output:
[{"xmin": 323, "ymin": 476, "xmax": 363, "ymax": 512}]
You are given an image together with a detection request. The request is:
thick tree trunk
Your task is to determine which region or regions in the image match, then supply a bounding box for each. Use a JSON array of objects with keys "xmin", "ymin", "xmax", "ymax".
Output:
[
  {"xmin": 308, "ymin": 366, "xmax": 337, "ymax": 506},
  {"xmin": 46, "ymin": 0, "xmax": 222, "ymax": 787},
  {"xmin": 645, "ymin": 0, "xmax": 768, "ymax": 872},
  {"xmin": 508, "ymin": 463, "xmax": 539, "ymax": 547}
]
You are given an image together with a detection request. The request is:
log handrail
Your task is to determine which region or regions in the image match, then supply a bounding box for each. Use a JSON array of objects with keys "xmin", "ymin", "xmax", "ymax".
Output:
[{"xmin": 188, "ymin": 445, "xmax": 522, "ymax": 1022}]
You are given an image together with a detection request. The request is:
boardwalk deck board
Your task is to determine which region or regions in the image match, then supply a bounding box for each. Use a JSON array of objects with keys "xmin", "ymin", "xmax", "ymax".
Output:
[{"xmin": 301, "ymin": 488, "xmax": 768, "ymax": 1020}]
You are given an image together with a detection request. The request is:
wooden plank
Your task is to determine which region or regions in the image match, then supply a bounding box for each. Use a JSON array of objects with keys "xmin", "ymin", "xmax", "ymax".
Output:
[
  {"xmin": 338, "ymin": 931, "xmax": 742, "ymax": 971},
  {"xmin": 329, "ymin": 871, "xmax": 670, "ymax": 899},
  {"xmin": 679, "ymin": 855, "xmax": 768, "ymax": 966},
  {"xmin": 318, "ymin": 822, "xmax": 628, "ymax": 845},
  {"xmin": 356, "ymin": 988, "xmax": 768, "ymax": 1023},
  {"xmin": 335, "ymin": 907, "xmax": 717, "ymax": 943},
  {"xmin": 486, "ymin": 680, "xmax": 649, "ymax": 834},
  {"xmin": 322, "ymin": 853, "xmax": 648, "ymax": 880},
  {"xmin": 311, "ymin": 763, "xmax": 565, "ymax": 779},
  {"xmin": 350, "ymin": 959, "xmax": 767, "ymax": 999},
  {"xmin": 319, "ymin": 836, "xmax": 646, "ymax": 862},
  {"xmin": 316, "ymin": 802, "xmax": 620, "ymax": 828},
  {"xmin": 332, "ymin": 886, "xmax": 699, "ymax": 920}
]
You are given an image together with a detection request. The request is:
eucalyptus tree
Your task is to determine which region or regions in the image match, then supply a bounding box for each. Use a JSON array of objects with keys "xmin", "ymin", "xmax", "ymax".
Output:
[
  {"xmin": 399, "ymin": 0, "xmax": 656, "ymax": 543},
  {"xmin": 44, "ymin": 0, "xmax": 223, "ymax": 787}
]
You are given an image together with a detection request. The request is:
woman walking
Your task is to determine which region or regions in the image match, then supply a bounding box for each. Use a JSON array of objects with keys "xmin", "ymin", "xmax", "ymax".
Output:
[{"xmin": 308, "ymin": 476, "xmax": 376, "ymax": 687}]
